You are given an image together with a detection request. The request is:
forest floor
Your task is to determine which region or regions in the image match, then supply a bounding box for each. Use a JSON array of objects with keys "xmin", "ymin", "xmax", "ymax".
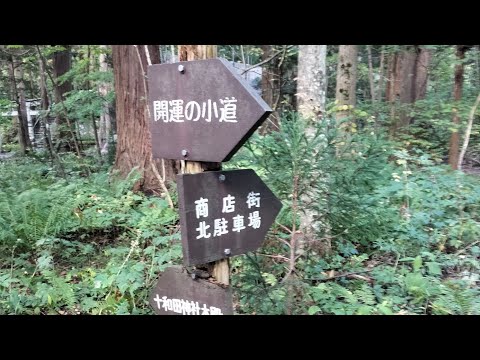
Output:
[
  {"xmin": 0, "ymin": 152, "xmax": 14, "ymax": 160},
  {"xmin": 1, "ymin": 147, "xmax": 480, "ymax": 315}
]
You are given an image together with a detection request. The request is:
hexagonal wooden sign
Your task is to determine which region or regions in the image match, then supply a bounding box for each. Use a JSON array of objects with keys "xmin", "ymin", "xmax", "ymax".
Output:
[
  {"xmin": 149, "ymin": 266, "xmax": 233, "ymax": 315},
  {"xmin": 147, "ymin": 58, "xmax": 272, "ymax": 162},
  {"xmin": 177, "ymin": 169, "xmax": 282, "ymax": 266}
]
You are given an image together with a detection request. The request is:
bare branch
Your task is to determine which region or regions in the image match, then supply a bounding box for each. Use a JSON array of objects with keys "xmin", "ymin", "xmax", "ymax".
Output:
[
  {"xmin": 458, "ymin": 92, "xmax": 480, "ymax": 170},
  {"xmin": 276, "ymin": 221, "xmax": 292, "ymax": 234},
  {"xmin": 35, "ymin": 45, "xmax": 82, "ymax": 157},
  {"xmin": 150, "ymin": 158, "xmax": 174, "ymax": 209},
  {"xmin": 241, "ymin": 46, "xmax": 294, "ymax": 75}
]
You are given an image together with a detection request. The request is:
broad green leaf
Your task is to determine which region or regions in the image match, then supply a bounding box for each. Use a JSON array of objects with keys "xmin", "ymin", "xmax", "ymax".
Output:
[
  {"xmin": 426, "ymin": 262, "xmax": 442, "ymax": 275},
  {"xmin": 308, "ymin": 306, "xmax": 321, "ymax": 315},
  {"xmin": 413, "ymin": 255, "xmax": 423, "ymax": 272}
]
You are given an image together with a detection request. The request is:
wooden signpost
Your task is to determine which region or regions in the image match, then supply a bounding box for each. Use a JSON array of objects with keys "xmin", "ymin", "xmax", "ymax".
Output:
[
  {"xmin": 147, "ymin": 58, "xmax": 271, "ymax": 162},
  {"xmin": 147, "ymin": 54, "xmax": 281, "ymax": 315},
  {"xmin": 149, "ymin": 266, "xmax": 233, "ymax": 315},
  {"xmin": 177, "ymin": 169, "xmax": 282, "ymax": 265}
]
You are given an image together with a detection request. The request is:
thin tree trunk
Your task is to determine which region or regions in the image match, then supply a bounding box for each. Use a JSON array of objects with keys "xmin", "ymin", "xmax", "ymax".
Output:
[
  {"xmin": 39, "ymin": 54, "xmax": 49, "ymax": 111},
  {"xmin": 38, "ymin": 51, "xmax": 65, "ymax": 176},
  {"xmin": 448, "ymin": 45, "xmax": 467, "ymax": 170},
  {"xmin": 86, "ymin": 46, "xmax": 102, "ymax": 160},
  {"xmin": 297, "ymin": 45, "xmax": 328, "ymax": 122},
  {"xmin": 36, "ymin": 46, "xmax": 82, "ymax": 157},
  {"xmin": 476, "ymin": 45, "xmax": 480, "ymax": 88},
  {"xmin": 259, "ymin": 45, "xmax": 283, "ymax": 133},
  {"xmin": 378, "ymin": 46, "xmax": 385, "ymax": 102},
  {"xmin": 296, "ymin": 45, "xmax": 329, "ymax": 255},
  {"xmin": 9, "ymin": 57, "xmax": 31, "ymax": 155},
  {"xmin": 367, "ymin": 45, "xmax": 376, "ymax": 102},
  {"xmin": 28, "ymin": 67, "xmax": 35, "ymax": 100},
  {"xmin": 38, "ymin": 54, "xmax": 51, "ymax": 156},
  {"xmin": 458, "ymin": 92, "xmax": 480, "ymax": 170},
  {"xmin": 335, "ymin": 45, "xmax": 358, "ymax": 142},
  {"xmin": 177, "ymin": 45, "xmax": 229, "ymax": 287},
  {"xmin": 98, "ymin": 45, "xmax": 112, "ymax": 152},
  {"xmin": 52, "ymin": 45, "xmax": 74, "ymax": 151}
]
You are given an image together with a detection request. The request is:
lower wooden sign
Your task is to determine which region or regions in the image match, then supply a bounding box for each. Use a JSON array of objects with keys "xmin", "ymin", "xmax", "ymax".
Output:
[{"xmin": 149, "ymin": 266, "xmax": 233, "ymax": 315}]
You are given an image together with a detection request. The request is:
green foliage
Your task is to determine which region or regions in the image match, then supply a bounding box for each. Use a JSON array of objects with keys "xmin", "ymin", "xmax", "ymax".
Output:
[
  {"xmin": 228, "ymin": 108, "xmax": 480, "ymax": 315},
  {"xmin": 0, "ymin": 156, "xmax": 181, "ymax": 315},
  {"xmin": 50, "ymin": 45, "xmax": 114, "ymax": 131},
  {"xmin": 2, "ymin": 44, "xmax": 480, "ymax": 316}
]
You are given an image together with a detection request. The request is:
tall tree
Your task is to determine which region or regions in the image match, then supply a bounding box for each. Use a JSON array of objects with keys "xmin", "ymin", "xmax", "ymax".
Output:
[
  {"xmin": 297, "ymin": 45, "xmax": 328, "ymax": 127},
  {"xmin": 377, "ymin": 45, "xmax": 386, "ymax": 102},
  {"xmin": 385, "ymin": 45, "xmax": 432, "ymax": 135},
  {"xmin": 335, "ymin": 45, "xmax": 358, "ymax": 136},
  {"xmin": 98, "ymin": 45, "xmax": 112, "ymax": 152},
  {"xmin": 259, "ymin": 45, "xmax": 282, "ymax": 132},
  {"xmin": 52, "ymin": 45, "xmax": 74, "ymax": 150},
  {"xmin": 8, "ymin": 55, "xmax": 31, "ymax": 155},
  {"xmin": 112, "ymin": 45, "xmax": 176, "ymax": 192},
  {"xmin": 458, "ymin": 92, "xmax": 480, "ymax": 171},
  {"xmin": 448, "ymin": 45, "xmax": 470, "ymax": 170},
  {"xmin": 296, "ymin": 45, "xmax": 328, "ymax": 253},
  {"xmin": 367, "ymin": 45, "xmax": 376, "ymax": 102}
]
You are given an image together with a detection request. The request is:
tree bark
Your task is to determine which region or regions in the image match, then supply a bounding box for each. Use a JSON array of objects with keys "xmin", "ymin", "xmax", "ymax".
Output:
[
  {"xmin": 367, "ymin": 45, "xmax": 376, "ymax": 103},
  {"xmin": 386, "ymin": 46, "xmax": 432, "ymax": 135},
  {"xmin": 458, "ymin": 92, "xmax": 480, "ymax": 170},
  {"xmin": 9, "ymin": 56, "xmax": 31, "ymax": 155},
  {"xmin": 38, "ymin": 54, "xmax": 51, "ymax": 155},
  {"xmin": 335, "ymin": 45, "xmax": 358, "ymax": 137},
  {"xmin": 378, "ymin": 46, "xmax": 385, "ymax": 102},
  {"xmin": 259, "ymin": 45, "xmax": 282, "ymax": 133},
  {"xmin": 296, "ymin": 45, "xmax": 329, "ymax": 255},
  {"xmin": 448, "ymin": 45, "xmax": 467, "ymax": 170},
  {"xmin": 297, "ymin": 45, "xmax": 327, "ymax": 124},
  {"xmin": 112, "ymin": 45, "xmax": 177, "ymax": 192},
  {"xmin": 52, "ymin": 45, "xmax": 74, "ymax": 151},
  {"xmin": 38, "ymin": 55, "xmax": 49, "ymax": 111},
  {"xmin": 85, "ymin": 46, "xmax": 102, "ymax": 160},
  {"xmin": 38, "ymin": 53, "xmax": 65, "ymax": 176},
  {"xmin": 98, "ymin": 45, "xmax": 112, "ymax": 152}
]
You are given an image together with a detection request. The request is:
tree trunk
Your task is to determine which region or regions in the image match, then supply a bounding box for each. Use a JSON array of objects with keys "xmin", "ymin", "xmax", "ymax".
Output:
[
  {"xmin": 84, "ymin": 46, "xmax": 102, "ymax": 161},
  {"xmin": 458, "ymin": 92, "xmax": 480, "ymax": 170},
  {"xmin": 38, "ymin": 54, "xmax": 51, "ymax": 154},
  {"xmin": 52, "ymin": 45, "xmax": 74, "ymax": 151},
  {"xmin": 335, "ymin": 45, "xmax": 358, "ymax": 137},
  {"xmin": 297, "ymin": 45, "xmax": 327, "ymax": 125},
  {"xmin": 39, "ymin": 55, "xmax": 49, "ymax": 111},
  {"xmin": 448, "ymin": 45, "xmax": 467, "ymax": 170},
  {"xmin": 38, "ymin": 53, "xmax": 65, "ymax": 176},
  {"xmin": 259, "ymin": 45, "xmax": 282, "ymax": 133},
  {"xmin": 10, "ymin": 56, "xmax": 31, "ymax": 155},
  {"xmin": 177, "ymin": 45, "xmax": 229, "ymax": 286},
  {"xmin": 296, "ymin": 45, "xmax": 329, "ymax": 254},
  {"xmin": 98, "ymin": 45, "xmax": 112, "ymax": 152},
  {"xmin": 367, "ymin": 45, "xmax": 376, "ymax": 102},
  {"xmin": 112, "ymin": 45, "xmax": 177, "ymax": 192},
  {"xmin": 386, "ymin": 46, "xmax": 432, "ymax": 135},
  {"xmin": 378, "ymin": 46, "xmax": 385, "ymax": 102}
]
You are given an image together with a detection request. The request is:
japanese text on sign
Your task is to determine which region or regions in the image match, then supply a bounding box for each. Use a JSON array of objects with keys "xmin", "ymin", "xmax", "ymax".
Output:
[
  {"xmin": 152, "ymin": 294, "xmax": 224, "ymax": 315},
  {"xmin": 153, "ymin": 97, "xmax": 238, "ymax": 123},
  {"xmin": 194, "ymin": 192, "xmax": 261, "ymax": 239}
]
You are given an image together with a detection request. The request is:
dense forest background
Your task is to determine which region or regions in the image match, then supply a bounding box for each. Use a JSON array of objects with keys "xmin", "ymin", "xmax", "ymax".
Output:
[{"xmin": 1, "ymin": 45, "xmax": 480, "ymax": 315}]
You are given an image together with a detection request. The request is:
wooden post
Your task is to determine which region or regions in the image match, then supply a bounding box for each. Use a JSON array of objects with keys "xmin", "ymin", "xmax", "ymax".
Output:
[{"xmin": 178, "ymin": 45, "xmax": 230, "ymax": 286}]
